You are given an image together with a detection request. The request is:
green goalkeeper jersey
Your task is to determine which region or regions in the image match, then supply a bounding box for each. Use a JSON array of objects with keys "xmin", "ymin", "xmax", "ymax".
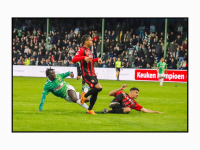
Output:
[
  {"xmin": 42, "ymin": 72, "xmax": 71, "ymax": 98},
  {"xmin": 39, "ymin": 71, "xmax": 72, "ymax": 111},
  {"xmin": 157, "ymin": 62, "xmax": 167, "ymax": 74}
]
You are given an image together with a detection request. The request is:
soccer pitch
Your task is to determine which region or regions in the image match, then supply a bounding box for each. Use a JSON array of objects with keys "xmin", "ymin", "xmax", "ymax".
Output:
[{"xmin": 13, "ymin": 76, "xmax": 187, "ymax": 132}]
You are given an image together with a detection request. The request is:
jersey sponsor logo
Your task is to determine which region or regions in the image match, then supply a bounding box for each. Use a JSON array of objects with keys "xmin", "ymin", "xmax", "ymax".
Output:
[{"xmin": 53, "ymin": 82, "xmax": 64, "ymax": 91}]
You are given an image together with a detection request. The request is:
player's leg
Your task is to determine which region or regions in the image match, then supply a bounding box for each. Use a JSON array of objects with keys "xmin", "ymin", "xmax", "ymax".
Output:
[
  {"xmin": 158, "ymin": 74, "xmax": 162, "ymax": 86},
  {"xmin": 160, "ymin": 74, "xmax": 164, "ymax": 86},
  {"xmin": 78, "ymin": 94, "xmax": 90, "ymax": 102},
  {"xmin": 116, "ymin": 70, "xmax": 118, "ymax": 81},
  {"xmin": 102, "ymin": 107, "xmax": 131, "ymax": 114},
  {"xmin": 81, "ymin": 76, "xmax": 102, "ymax": 114},
  {"xmin": 117, "ymin": 69, "xmax": 120, "ymax": 81},
  {"xmin": 108, "ymin": 93, "xmax": 126, "ymax": 108},
  {"xmin": 66, "ymin": 86, "xmax": 89, "ymax": 110}
]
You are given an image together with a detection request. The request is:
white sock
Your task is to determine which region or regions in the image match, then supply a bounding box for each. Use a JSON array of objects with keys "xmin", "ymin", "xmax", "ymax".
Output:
[
  {"xmin": 161, "ymin": 78, "xmax": 164, "ymax": 86},
  {"xmin": 76, "ymin": 99, "xmax": 89, "ymax": 109},
  {"xmin": 84, "ymin": 87, "xmax": 89, "ymax": 93},
  {"xmin": 159, "ymin": 79, "xmax": 161, "ymax": 86}
]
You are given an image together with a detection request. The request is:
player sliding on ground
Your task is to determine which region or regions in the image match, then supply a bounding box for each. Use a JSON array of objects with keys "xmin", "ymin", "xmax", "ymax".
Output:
[
  {"xmin": 39, "ymin": 68, "xmax": 89, "ymax": 111},
  {"xmin": 102, "ymin": 84, "xmax": 162, "ymax": 114},
  {"xmin": 157, "ymin": 57, "xmax": 167, "ymax": 86}
]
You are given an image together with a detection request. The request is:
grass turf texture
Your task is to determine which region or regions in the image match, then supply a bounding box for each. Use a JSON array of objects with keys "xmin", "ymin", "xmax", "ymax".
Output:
[{"xmin": 13, "ymin": 77, "xmax": 187, "ymax": 132}]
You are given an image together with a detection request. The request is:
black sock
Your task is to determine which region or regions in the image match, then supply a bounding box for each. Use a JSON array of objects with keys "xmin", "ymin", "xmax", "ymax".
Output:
[
  {"xmin": 108, "ymin": 110, "xmax": 114, "ymax": 113},
  {"xmin": 85, "ymin": 88, "xmax": 102, "ymax": 98},
  {"xmin": 112, "ymin": 107, "xmax": 124, "ymax": 113},
  {"xmin": 88, "ymin": 93, "xmax": 98, "ymax": 110}
]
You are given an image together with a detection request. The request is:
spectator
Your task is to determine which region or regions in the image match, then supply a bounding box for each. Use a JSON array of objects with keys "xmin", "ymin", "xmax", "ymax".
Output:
[
  {"xmin": 168, "ymin": 31, "xmax": 176, "ymax": 43},
  {"xmin": 183, "ymin": 40, "xmax": 187, "ymax": 50},
  {"xmin": 118, "ymin": 40, "xmax": 124, "ymax": 51},
  {"xmin": 76, "ymin": 34, "xmax": 81, "ymax": 44},
  {"xmin": 138, "ymin": 23, "xmax": 145, "ymax": 39},
  {"xmin": 124, "ymin": 31, "xmax": 131, "ymax": 42},
  {"xmin": 176, "ymin": 35, "xmax": 182, "ymax": 46},
  {"xmin": 18, "ymin": 56, "xmax": 25, "ymax": 65},
  {"xmin": 141, "ymin": 59, "xmax": 146, "ymax": 68},
  {"xmin": 24, "ymin": 46, "xmax": 31, "ymax": 57},
  {"xmin": 132, "ymin": 35, "xmax": 137, "ymax": 46},
  {"xmin": 168, "ymin": 41, "xmax": 177, "ymax": 57},
  {"xmin": 107, "ymin": 31, "xmax": 111, "ymax": 40},
  {"xmin": 102, "ymin": 53, "xmax": 108, "ymax": 63},
  {"xmin": 128, "ymin": 52, "xmax": 135, "ymax": 68},
  {"xmin": 134, "ymin": 57, "xmax": 142, "ymax": 68},
  {"xmin": 69, "ymin": 47, "xmax": 75, "ymax": 57},
  {"xmin": 179, "ymin": 59, "xmax": 187, "ymax": 70},
  {"xmin": 169, "ymin": 58, "xmax": 177, "ymax": 69},
  {"xmin": 104, "ymin": 39, "xmax": 110, "ymax": 54},
  {"xmin": 107, "ymin": 59, "xmax": 113, "ymax": 68},
  {"xmin": 178, "ymin": 46, "xmax": 185, "ymax": 66},
  {"xmin": 111, "ymin": 31, "xmax": 115, "ymax": 41},
  {"xmin": 43, "ymin": 59, "xmax": 48, "ymax": 66},
  {"xmin": 155, "ymin": 42, "xmax": 162, "ymax": 62},
  {"xmin": 13, "ymin": 57, "xmax": 17, "ymax": 65},
  {"xmin": 150, "ymin": 23, "xmax": 156, "ymax": 33},
  {"xmin": 119, "ymin": 31, "xmax": 124, "ymax": 42},
  {"xmin": 146, "ymin": 63, "xmax": 151, "ymax": 69},
  {"xmin": 96, "ymin": 42, "xmax": 101, "ymax": 58},
  {"xmin": 137, "ymin": 46, "xmax": 144, "ymax": 59}
]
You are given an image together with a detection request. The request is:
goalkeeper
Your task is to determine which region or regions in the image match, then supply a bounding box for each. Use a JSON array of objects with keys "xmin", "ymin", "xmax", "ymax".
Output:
[{"xmin": 39, "ymin": 68, "xmax": 89, "ymax": 111}]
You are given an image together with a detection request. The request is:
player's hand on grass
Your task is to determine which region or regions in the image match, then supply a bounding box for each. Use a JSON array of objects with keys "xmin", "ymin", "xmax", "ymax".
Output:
[
  {"xmin": 120, "ymin": 84, "xmax": 128, "ymax": 90},
  {"xmin": 84, "ymin": 57, "xmax": 90, "ymax": 63},
  {"xmin": 98, "ymin": 58, "xmax": 102, "ymax": 64},
  {"xmin": 70, "ymin": 72, "xmax": 74, "ymax": 78}
]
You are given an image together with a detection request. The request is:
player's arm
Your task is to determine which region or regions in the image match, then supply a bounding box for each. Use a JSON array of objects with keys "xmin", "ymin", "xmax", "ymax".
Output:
[
  {"xmin": 39, "ymin": 86, "xmax": 49, "ymax": 111},
  {"xmin": 157, "ymin": 63, "xmax": 159, "ymax": 72},
  {"xmin": 109, "ymin": 84, "xmax": 128, "ymax": 96},
  {"xmin": 39, "ymin": 94, "xmax": 47, "ymax": 111},
  {"xmin": 59, "ymin": 71, "xmax": 74, "ymax": 79},
  {"xmin": 140, "ymin": 107, "xmax": 162, "ymax": 113},
  {"xmin": 72, "ymin": 49, "xmax": 90, "ymax": 63}
]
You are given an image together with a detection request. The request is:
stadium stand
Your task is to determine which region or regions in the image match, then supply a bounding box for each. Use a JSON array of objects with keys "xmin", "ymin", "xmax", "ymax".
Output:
[{"xmin": 12, "ymin": 18, "xmax": 188, "ymax": 70}]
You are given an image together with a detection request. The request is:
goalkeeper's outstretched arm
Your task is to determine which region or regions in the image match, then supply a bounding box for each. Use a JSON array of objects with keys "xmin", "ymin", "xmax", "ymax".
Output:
[{"xmin": 39, "ymin": 94, "xmax": 47, "ymax": 111}]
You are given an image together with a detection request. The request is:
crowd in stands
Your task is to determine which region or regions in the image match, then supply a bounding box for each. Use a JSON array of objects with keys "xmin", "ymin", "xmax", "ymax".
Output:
[{"xmin": 12, "ymin": 18, "xmax": 188, "ymax": 70}]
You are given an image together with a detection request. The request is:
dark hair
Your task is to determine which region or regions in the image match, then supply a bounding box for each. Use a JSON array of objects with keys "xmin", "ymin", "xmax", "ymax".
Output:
[
  {"xmin": 46, "ymin": 67, "xmax": 54, "ymax": 77},
  {"xmin": 130, "ymin": 87, "xmax": 139, "ymax": 91},
  {"xmin": 81, "ymin": 35, "xmax": 90, "ymax": 44}
]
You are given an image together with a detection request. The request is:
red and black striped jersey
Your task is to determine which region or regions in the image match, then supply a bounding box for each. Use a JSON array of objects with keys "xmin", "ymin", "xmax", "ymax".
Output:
[
  {"xmin": 72, "ymin": 47, "xmax": 99, "ymax": 77},
  {"xmin": 115, "ymin": 91, "xmax": 143, "ymax": 111}
]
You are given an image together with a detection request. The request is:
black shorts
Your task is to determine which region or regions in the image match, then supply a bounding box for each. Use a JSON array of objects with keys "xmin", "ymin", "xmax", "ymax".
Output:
[
  {"xmin": 83, "ymin": 76, "xmax": 99, "ymax": 88},
  {"xmin": 116, "ymin": 68, "xmax": 120, "ymax": 72}
]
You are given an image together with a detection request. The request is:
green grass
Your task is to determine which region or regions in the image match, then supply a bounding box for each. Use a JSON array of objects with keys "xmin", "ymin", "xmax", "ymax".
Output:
[{"xmin": 13, "ymin": 77, "xmax": 187, "ymax": 131}]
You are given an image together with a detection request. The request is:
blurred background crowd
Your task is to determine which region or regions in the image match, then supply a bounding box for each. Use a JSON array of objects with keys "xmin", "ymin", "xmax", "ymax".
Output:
[{"xmin": 12, "ymin": 18, "xmax": 188, "ymax": 70}]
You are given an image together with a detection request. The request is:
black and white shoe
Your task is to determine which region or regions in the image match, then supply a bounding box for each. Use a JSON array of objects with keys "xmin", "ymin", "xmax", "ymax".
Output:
[
  {"xmin": 102, "ymin": 108, "xmax": 108, "ymax": 114},
  {"xmin": 109, "ymin": 102, "xmax": 120, "ymax": 108}
]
